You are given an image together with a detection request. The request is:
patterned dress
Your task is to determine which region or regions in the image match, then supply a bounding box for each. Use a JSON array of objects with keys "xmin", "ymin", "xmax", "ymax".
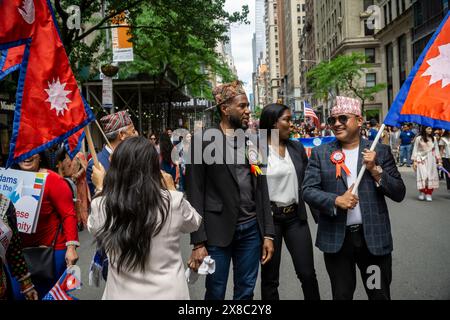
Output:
[{"xmin": 0, "ymin": 196, "xmax": 29, "ymax": 300}]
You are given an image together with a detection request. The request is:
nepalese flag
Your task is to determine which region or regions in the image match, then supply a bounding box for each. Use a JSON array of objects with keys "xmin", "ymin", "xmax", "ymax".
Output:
[
  {"xmin": 384, "ymin": 11, "xmax": 450, "ymax": 130},
  {"xmin": 0, "ymin": 0, "xmax": 95, "ymax": 166},
  {"xmin": 64, "ymin": 128, "xmax": 85, "ymax": 160},
  {"xmin": 296, "ymin": 137, "xmax": 336, "ymax": 158},
  {"xmin": 42, "ymin": 268, "xmax": 81, "ymax": 301}
]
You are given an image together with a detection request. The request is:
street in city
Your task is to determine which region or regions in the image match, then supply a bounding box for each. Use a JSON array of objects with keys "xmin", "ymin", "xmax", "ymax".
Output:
[{"xmin": 73, "ymin": 168, "xmax": 450, "ymax": 300}]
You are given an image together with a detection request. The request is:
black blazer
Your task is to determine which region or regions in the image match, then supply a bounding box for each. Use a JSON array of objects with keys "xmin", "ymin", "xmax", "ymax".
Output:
[
  {"xmin": 265, "ymin": 139, "xmax": 319, "ymax": 223},
  {"xmin": 185, "ymin": 127, "xmax": 275, "ymax": 247}
]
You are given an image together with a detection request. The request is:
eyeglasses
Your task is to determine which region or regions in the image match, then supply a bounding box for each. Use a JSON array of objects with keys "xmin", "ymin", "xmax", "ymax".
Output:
[{"xmin": 327, "ymin": 115, "xmax": 356, "ymax": 126}]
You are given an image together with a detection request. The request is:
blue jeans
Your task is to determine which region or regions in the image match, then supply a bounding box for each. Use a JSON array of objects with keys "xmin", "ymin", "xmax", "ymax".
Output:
[
  {"xmin": 205, "ymin": 219, "xmax": 262, "ymax": 300},
  {"xmin": 7, "ymin": 249, "xmax": 67, "ymax": 300},
  {"xmin": 400, "ymin": 144, "xmax": 412, "ymax": 166}
]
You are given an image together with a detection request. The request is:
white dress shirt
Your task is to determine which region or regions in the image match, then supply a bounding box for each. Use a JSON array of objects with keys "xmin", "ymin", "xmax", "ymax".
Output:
[{"xmin": 266, "ymin": 146, "xmax": 299, "ymax": 207}]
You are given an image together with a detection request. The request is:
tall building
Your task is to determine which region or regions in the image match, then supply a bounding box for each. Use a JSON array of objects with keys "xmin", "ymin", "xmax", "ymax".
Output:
[
  {"xmin": 313, "ymin": 0, "xmax": 384, "ymax": 120},
  {"xmin": 255, "ymin": 0, "xmax": 267, "ymax": 71},
  {"xmin": 300, "ymin": 0, "xmax": 316, "ymax": 108},
  {"xmin": 265, "ymin": 0, "xmax": 281, "ymax": 102},
  {"xmin": 375, "ymin": 0, "xmax": 414, "ymax": 117},
  {"xmin": 278, "ymin": 0, "xmax": 306, "ymax": 113}
]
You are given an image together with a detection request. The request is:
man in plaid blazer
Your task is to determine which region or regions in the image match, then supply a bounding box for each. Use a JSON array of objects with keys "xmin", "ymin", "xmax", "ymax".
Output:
[{"xmin": 302, "ymin": 97, "xmax": 405, "ymax": 300}]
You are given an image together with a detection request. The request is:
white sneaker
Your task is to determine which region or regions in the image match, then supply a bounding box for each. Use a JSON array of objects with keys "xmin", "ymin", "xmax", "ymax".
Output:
[
  {"xmin": 426, "ymin": 195, "xmax": 433, "ymax": 202},
  {"xmin": 418, "ymin": 193, "xmax": 425, "ymax": 201}
]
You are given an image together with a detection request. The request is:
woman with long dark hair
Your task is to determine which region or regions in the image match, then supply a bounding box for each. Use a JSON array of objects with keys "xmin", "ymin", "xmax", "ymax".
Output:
[
  {"xmin": 412, "ymin": 126, "xmax": 442, "ymax": 201},
  {"xmin": 259, "ymin": 104, "xmax": 320, "ymax": 300},
  {"xmin": 88, "ymin": 136, "xmax": 201, "ymax": 300}
]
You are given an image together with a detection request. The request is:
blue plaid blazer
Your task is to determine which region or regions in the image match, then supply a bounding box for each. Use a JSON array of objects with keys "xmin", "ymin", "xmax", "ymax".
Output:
[{"xmin": 302, "ymin": 138, "xmax": 406, "ymax": 256}]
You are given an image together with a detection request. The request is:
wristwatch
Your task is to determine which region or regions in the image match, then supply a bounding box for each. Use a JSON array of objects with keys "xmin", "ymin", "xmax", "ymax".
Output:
[{"xmin": 371, "ymin": 165, "xmax": 383, "ymax": 176}]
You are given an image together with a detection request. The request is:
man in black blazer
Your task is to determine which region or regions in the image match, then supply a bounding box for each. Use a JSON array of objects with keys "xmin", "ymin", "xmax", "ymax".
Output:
[
  {"xmin": 186, "ymin": 81, "xmax": 275, "ymax": 300},
  {"xmin": 302, "ymin": 96, "xmax": 406, "ymax": 300}
]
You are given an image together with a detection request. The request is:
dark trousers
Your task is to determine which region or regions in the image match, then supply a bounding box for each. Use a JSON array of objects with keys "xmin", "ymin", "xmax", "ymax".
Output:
[
  {"xmin": 443, "ymin": 158, "xmax": 450, "ymax": 190},
  {"xmin": 324, "ymin": 227, "xmax": 392, "ymax": 300},
  {"xmin": 261, "ymin": 213, "xmax": 320, "ymax": 300},
  {"xmin": 205, "ymin": 219, "xmax": 261, "ymax": 300}
]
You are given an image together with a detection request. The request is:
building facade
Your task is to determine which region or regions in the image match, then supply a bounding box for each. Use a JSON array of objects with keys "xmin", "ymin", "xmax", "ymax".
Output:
[
  {"xmin": 300, "ymin": 0, "xmax": 316, "ymax": 107},
  {"xmin": 375, "ymin": 0, "xmax": 414, "ymax": 117},
  {"xmin": 279, "ymin": 0, "xmax": 306, "ymax": 113},
  {"xmin": 313, "ymin": 0, "xmax": 384, "ymax": 120},
  {"xmin": 265, "ymin": 0, "xmax": 281, "ymax": 102}
]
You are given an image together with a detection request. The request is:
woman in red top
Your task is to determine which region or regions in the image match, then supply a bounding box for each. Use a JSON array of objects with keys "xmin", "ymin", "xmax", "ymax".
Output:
[{"xmin": 9, "ymin": 152, "xmax": 79, "ymax": 299}]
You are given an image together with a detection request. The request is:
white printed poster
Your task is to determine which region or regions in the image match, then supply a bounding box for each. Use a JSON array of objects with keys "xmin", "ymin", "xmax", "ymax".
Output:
[{"xmin": 0, "ymin": 168, "xmax": 47, "ymax": 234}]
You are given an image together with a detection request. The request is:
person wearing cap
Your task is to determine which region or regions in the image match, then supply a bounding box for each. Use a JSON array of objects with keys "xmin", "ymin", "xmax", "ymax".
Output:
[
  {"xmin": 186, "ymin": 80, "xmax": 275, "ymax": 300},
  {"xmin": 86, "ymin": 111, "xmax": 138, "ymax": 196},
  {"xmin": 302, "ymin": 96, "xmax": 406, "ymax": 300}
]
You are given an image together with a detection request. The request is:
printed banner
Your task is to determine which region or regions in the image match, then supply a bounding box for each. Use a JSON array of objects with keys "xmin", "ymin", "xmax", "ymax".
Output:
[
  {"xmin": 296, "ymin": 137, "xmax": 336, "ymax": 157},
  {"xmin": 0, "ymin": 168, "xmax": 47, "ymax": 234}
]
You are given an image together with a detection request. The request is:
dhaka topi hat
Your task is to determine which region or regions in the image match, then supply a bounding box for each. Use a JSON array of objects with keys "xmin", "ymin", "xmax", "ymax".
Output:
[
  {"xmin": 331, "ymin": 96, "xmax": 362, "ymax": 117},
  {"xmin": 212, "ymin": 80, "xmax": 247, "ymax": 106},
  {"xmin": 99, "ymin": 110, "xmax": 133, "ymax": 134}
]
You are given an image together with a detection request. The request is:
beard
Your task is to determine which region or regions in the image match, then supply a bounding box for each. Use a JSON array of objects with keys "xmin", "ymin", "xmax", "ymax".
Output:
[{"xmin": 228, "ymin": 114, "xmax": 248, "ymax": 130}]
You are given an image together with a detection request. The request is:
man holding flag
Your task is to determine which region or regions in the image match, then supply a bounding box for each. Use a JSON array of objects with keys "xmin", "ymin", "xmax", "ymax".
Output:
[{"xmin": 302, "ymin": 96, "xmax": 405, "ymax": 300}]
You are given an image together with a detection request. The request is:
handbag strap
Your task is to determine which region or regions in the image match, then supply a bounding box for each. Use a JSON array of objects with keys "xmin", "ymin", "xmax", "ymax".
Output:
[{"xmin": 51, "ymin": 224, "xmax": 62, "ymax": 248}]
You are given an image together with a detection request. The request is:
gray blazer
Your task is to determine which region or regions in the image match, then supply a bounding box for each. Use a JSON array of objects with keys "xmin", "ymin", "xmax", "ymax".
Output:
[{"xmin": 302, "ymin": 138, "xmax": 406, "ymax": 256}]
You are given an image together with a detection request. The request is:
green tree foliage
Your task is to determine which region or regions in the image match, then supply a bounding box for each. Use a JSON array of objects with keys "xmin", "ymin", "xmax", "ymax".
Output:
[
  {"xmin": 52, "ymin": 0, "xmax": 248, "ymax": 96},
  {"xmin": 307, "ymin": 52, "xmax": 386, "ymax": 113}
]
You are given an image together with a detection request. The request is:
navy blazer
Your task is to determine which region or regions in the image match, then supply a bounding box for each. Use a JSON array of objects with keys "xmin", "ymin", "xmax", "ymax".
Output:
[
  {"xmin": 86, "ymin": 146, "xmax": 111, "ymax": 196},
  {"xmin": 302, "ymin": 138, "xmax": 406, "ymax": 256}
]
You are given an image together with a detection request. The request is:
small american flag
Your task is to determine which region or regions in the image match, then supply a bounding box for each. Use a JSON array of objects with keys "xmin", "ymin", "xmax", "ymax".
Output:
[
  {"xmin": 304, "ymin": 101, "xmax": 320, "ymax": 128},
  {"xmin": 42, "ymin": 269, "xmax": 81, "ymax": 300}
]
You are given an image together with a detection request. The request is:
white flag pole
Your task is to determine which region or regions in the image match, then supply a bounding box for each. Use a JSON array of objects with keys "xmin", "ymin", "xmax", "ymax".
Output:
[{"xmin": 352, "ymin": 123, "xmax": 386, "ymax": 195}]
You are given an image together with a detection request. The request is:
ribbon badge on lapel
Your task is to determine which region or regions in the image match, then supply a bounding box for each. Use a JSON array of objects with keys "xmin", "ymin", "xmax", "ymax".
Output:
[
  {"xmin": 246, "ymin": 140, "xmax": 263, "ymax": 177},
  {"xmin": 330, "ymin": 150, "xmax": 351, "ymax": 179}
]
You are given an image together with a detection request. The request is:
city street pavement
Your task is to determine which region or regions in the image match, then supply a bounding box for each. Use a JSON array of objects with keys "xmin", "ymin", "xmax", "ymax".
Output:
[{"xmin": 73, "ymin": 168, "xmax": 450, "ymax": 300}]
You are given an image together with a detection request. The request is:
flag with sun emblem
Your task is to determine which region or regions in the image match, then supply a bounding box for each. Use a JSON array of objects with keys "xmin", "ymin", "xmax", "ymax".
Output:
[
  {"xmin": 384, "ymin": 11, "xmax": 450, "ymax": 130},
  {"xmin": 0, "ymin": 0, "xmax": 95, "ymax": 166}
]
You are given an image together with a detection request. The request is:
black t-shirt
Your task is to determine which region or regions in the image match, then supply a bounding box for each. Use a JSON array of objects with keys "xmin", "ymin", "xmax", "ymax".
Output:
[{"xmin": 225, "ymin": 135, "xmax": 257, "ymax": 225}]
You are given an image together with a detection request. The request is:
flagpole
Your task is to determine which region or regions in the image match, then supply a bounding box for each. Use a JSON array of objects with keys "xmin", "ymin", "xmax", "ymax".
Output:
[
  {"xmin": 352, "ymin": 124, "xmax": 386, "ymax": 195},
  {"xmin": 85, "ymin": 125, "xmax": 99, "ymax": 168},
  {"xmin": 94, "ymin": 120, "xmax": 113, "ymax": 150}
]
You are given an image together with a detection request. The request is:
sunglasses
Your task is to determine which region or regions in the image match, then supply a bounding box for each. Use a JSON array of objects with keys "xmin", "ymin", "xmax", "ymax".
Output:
[{"xmin": 327, "ymin": 115, "xmax": 356, "ymax": 126}]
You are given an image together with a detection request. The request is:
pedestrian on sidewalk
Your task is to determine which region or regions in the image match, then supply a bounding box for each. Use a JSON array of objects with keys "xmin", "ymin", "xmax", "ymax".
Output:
[
  {"xmin": 259, "ymin": 103, "xmax": 320, "ymax": 300},
  {"xmin": 302, "ymin": 96, "xmax": 406, "ymax": 300},
  {"xmin": 412, "ymin": 126, "xmax": 443, "ymax": 202},
  {"xmin": 88, "ymin": 137, "xmax": 201, "ymax": 300},
  {"xmin": 186, "ymin": 80, "xmax": 275, "ymax": 300},
  {"xmin": 439, "ymin": 130, "xmax": 450, "ymax": 191}
]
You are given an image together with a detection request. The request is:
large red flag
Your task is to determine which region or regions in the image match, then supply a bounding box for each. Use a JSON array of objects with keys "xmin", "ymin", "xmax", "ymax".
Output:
[
  {"xmin": 384, "ymin": 11, "xmax": 450, "ymax": 130},
  {"xmin": 0, "ymin": 0, "xmax": 95, "ymax": 166}
]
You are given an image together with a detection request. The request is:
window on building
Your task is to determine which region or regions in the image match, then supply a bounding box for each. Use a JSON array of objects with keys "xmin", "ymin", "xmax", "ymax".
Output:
[
  {"xmin": 275, "ymin": 42, "xmax": 278, "ymax": 48},
  {"xmin": 364, "ymin": 0, "xmax": 374, "ymax": 11},
  {"xmin": 365, "ymin": 48, "xmax": 376, "ymax": 63},
  {"xmin": 384, "ymin": 5, "xmax": 388, "ymax": 26},
  {"xmin": 398, "ymin": 34, "xmax": 408, "ymax": 86},
  {"xmin": 386, "ymin": 43, "xmax": 394, "ymax": 107},
  {"xmin": 366, "ymin": 73, "xmax": 376, "ymax": 88},
  {"xmin": 297, "ymin": 4, "xmax": 301, "ymax": 12},
  {"xmin": 297, "ymin": 16, "xmax": 301, "ymax": 24},
  {"xmin": 388, "ymin": 1, "xmax": 392, "ymax": 23},
  {"xmin": 365, "ymin": 19, "xmax": 375, "ymax": 36},
  {"xmin": 303, "ymin": 4, "xmax": 306, "ymax": 12}
]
